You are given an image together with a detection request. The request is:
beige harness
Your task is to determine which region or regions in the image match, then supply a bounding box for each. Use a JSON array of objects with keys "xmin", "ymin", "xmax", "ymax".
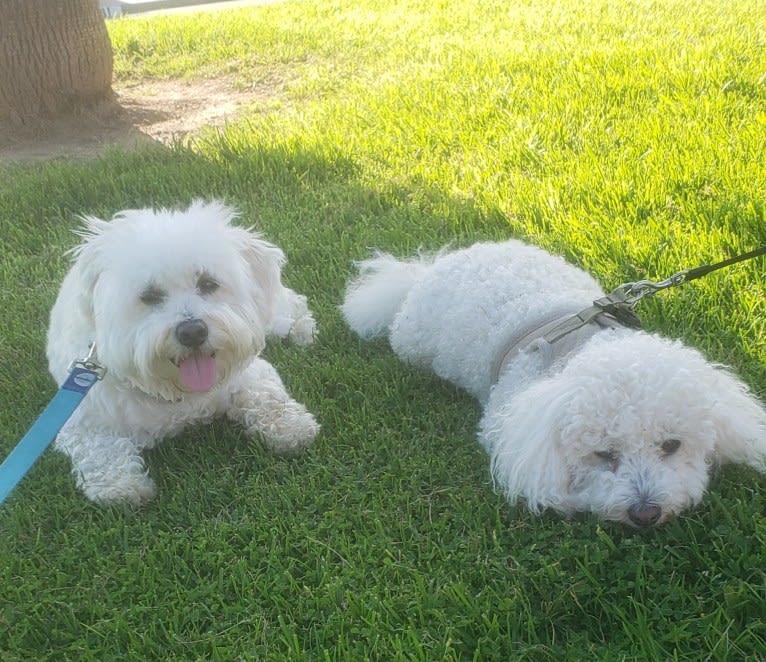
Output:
[{"xmin": 489, "ymin": 305, "xmax": 633, "ymax": 385}]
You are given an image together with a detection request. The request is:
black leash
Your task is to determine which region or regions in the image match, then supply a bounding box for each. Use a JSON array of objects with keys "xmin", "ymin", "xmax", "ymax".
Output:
[
  {"xmin": 616, "ymin": 244, "xmax": 766, "ymax": 305},
  {"xmin": 681, "ymin": 245, "xmax": 766, "ymax": 282},
  {"xmin": 547, "ymin": 245, "xmax": 766, "ymax": 342}
]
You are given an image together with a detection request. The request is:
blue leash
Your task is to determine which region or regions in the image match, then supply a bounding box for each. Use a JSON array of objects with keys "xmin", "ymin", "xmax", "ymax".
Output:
[{"xmin": 0, "ymin": 347, "xmax": 105, "ymax": 505}]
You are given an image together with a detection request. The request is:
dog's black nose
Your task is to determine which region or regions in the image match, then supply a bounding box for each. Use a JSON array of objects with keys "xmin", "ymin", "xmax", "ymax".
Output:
[
  {"xmin": 175, "ymin": 319, "xmax": 208, "ymax": 347},
  {"xmin": 628, "ymin": 504, "xmax": 662, "ymax": 528}
]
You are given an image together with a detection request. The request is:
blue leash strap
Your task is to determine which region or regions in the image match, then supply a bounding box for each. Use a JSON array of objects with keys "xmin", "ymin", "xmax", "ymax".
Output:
[{"xmin": 0, "ymin": 350, "xmax": 105, "ymax": 505}]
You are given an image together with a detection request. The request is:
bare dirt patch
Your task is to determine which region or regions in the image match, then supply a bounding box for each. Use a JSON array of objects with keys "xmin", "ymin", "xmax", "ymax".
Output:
[{"xmin": 0, "ymin": 77, "xmax": 268, "ymax": 162}]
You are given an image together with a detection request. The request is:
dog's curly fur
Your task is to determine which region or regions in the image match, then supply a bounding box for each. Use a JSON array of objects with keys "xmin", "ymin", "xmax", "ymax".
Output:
[
  {"xmin": 47, "ymin": 201, "xmax": 319, "ymax": 504},
  {"xmin": 342, "ymin": 240, "xmax": 766, "ymax": 527}
]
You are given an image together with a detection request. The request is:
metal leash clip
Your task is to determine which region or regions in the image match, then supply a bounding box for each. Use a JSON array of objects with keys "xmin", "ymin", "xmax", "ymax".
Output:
[
  {"xmin": 615, "ymin": 270, "xmax": 690, "ymax": 305},
  {"xmin": 68, "ymin": 343, "xmax": 107, "ymax": 380}
]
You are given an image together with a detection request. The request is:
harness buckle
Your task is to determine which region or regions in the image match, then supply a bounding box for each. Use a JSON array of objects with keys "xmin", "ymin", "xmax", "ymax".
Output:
[{"xmin": 592, "ymin": 289, "xmax": 643, "ymax": 329}]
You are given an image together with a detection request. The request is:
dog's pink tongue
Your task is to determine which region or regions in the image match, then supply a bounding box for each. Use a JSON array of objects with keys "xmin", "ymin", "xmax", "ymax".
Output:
[{"xmin": 178, "ymin": 353, "xmax": 217, "ymax": 392}]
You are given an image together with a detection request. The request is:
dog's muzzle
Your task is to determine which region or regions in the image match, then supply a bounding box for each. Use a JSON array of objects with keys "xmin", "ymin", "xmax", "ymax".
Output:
[
  {"xmin": 628, "ymin": 503, "xmax": 662, "ymax": 528},
  {"xmin": 175, "ymin": 318, "xmax": 209, "ymax": 348},
  {"xmin": 173, "ymin": 319, "xmax": 217, "ymax": 392}
]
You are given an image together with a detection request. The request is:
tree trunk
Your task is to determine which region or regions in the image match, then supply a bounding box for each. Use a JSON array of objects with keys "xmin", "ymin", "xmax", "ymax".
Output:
[{"xmin": 0, "ymin": 0, "xmax": 114, "ymax": 126}]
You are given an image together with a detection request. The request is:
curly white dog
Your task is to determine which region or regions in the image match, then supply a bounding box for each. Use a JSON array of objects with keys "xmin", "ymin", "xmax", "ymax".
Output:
[
  {"xmin": 47, "ymin": 201, "xmax": 319, "ymax": 504},
  {"xmin": 342, "ymin": 240, "xmax": 766, "ymax": 527}
]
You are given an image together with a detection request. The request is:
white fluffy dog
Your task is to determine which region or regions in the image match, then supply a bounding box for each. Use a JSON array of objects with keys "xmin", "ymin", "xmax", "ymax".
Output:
[
  {"xmin": 47, "ymin": 201, "xmax": 319, "ymax": 504},
  {"xmin": 342, "ymin": 240, "xmax": 766, "ymax": 527}
]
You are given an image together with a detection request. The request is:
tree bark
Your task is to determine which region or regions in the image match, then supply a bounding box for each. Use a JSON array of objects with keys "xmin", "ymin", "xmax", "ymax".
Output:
[{"xmin": 0, "ymin": 0, "xmax": 114, "ymax": 126}]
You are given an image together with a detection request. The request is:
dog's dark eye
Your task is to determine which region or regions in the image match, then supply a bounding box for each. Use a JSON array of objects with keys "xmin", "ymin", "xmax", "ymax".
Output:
[
  {"xmin": 140, "ymin": 286, "xmax": 166, "ymax": 306},
  {"xmin": 661, "ymin": 438, "xmax": 682, "ymax": 456},
  {"xmin": 197, "ymin": 275, "xmax": 219, "ymax": 295},
  {"xmin": 595, "ymin": 449, "xmax": 619, "ymax": 467}
]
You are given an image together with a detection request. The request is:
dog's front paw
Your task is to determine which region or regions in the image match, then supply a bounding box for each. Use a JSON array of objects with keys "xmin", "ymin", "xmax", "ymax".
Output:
[
  {"xmin": 245, "ymin": 403, "xmax": 320, "ymax": 454},
  {"xmin": 79, "ymin": 472, "xmax": 157, "ymax": 506},
  {"xmin": 288, "ymin": 313, "xmax": 317, "ymax": 346}
]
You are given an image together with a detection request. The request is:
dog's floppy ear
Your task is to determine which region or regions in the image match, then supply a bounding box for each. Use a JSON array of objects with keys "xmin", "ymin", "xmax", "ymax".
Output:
[
  {"xmin": 237, "ymin": 228, "xmax": 286, "ymax": 327},
  {"xmin": 65, "ymin": 215, "xmax": 113, "ymax": 324},
  {"xmin": 481, "ymin": 375, "xmax": 575, "ymax": 515},
  {"xmin": 709, "ymin": 368, "xmax": 766, "ymax": 471},
  {"xmin": 46, "ymin": 215, "xmax": 112, "ymax": 384}
]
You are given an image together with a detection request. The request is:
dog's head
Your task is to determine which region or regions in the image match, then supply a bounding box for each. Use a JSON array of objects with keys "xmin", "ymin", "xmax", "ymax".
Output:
[
  {"xmin": 483, "ymin": 331, "xmax": 766, "ymax": 528},
  {"xmin": 69, "ymin": 200, "xmax": 284, "ymax": 400}
]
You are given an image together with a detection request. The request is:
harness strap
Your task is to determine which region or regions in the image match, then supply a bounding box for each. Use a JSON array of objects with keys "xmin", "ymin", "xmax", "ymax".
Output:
[
  {"xmin": 490, "ymin": 291, "xmax": 642, "ymax": 385},
  {"xmin": 545, "ymin": 290, "xmax": 642, "ymax": 344},
  {"xmin": 490, "ymin": 310, "xmax": 582, "ymax": 384},
  {"xmin": 0, "ymin": 360, "xmax": 104, "ymax": 505}
]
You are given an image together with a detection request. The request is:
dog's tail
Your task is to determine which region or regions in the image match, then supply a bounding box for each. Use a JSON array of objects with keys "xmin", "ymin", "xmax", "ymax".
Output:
[{"xmin": 341, "ymin": 251, "xmax": 431, "ymax": 339}]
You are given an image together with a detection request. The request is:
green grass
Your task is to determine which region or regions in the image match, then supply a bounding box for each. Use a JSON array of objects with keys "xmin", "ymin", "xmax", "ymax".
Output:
[{"xmin": 2, "ymin": 0, "xmax": 766, "ymax": 658}]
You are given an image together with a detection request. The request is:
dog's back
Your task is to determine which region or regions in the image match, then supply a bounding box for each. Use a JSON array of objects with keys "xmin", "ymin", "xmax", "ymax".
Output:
[{"xmin": 343, "ymin": 240, "xmax": 605, "ymax": 400}]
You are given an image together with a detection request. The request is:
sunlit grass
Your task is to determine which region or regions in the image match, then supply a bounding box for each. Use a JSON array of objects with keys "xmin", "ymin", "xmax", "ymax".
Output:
[{"xmin": 2, "ymin": 0, "xmax": 766, "ymax": 658}]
